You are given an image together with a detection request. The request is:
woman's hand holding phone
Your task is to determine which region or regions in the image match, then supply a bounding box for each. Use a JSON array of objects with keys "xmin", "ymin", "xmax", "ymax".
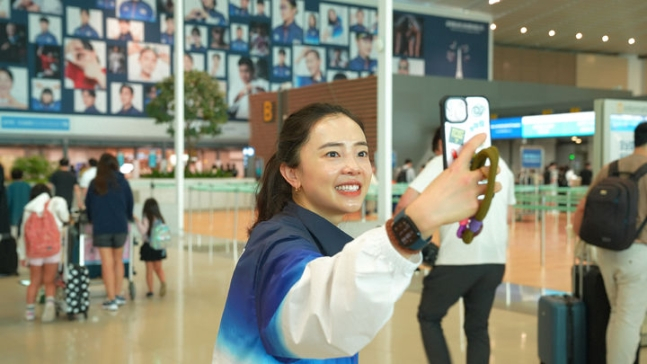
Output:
[{"xmin": 405, "ymin": 133, "xmax": 501, "ymax": 239}]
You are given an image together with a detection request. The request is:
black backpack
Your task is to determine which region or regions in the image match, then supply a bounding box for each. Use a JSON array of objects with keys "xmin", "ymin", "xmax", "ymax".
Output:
[{"xmin": 579, "ymin": 160, "xmax": 647, "ymax": 251}]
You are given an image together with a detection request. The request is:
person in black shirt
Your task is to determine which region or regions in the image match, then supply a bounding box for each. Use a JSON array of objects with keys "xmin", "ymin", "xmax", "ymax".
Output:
[
  {"xmin": 580, "ymin": 162, "xmax": 593, "ymax": 186},
  {"xmin": 48, "ymin": 158, "xmax": 83, "ymax": 211}
]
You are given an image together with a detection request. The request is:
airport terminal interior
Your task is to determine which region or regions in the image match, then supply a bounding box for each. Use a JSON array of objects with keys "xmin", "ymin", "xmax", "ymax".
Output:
[{"xmin": 2, "ymin": 0, "xmax": 647, "ymax": 362}]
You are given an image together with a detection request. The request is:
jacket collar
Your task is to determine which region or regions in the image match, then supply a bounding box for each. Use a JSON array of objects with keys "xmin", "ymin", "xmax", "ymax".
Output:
[{"xmin": 284, "ymin": 201, "xmax": 353, "ymax": 256}]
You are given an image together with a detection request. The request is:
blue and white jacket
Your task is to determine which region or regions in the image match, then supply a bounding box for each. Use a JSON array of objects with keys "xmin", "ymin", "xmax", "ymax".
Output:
[{"xmin": 213, "ymin": 201, "xmax": 420, "ymax": 363}]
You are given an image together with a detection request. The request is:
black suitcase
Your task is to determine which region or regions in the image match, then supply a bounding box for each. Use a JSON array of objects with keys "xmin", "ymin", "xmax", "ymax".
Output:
[
  {"xmin": 0, "ymin": 234, "xmax": 19, "ymax": 276},
  {"xmin": 573, "ymin": 264, "xmax": 639, "ymax": 364},
  {"xmin": 538, "ymin": 294, "xmax": 587, "ymax": 364}
]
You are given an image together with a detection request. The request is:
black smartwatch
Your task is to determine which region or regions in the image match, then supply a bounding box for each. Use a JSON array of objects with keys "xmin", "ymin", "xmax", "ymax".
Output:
[{"xmin": 390, "ymin": 209, "xmax": 431, "ymax": 251}]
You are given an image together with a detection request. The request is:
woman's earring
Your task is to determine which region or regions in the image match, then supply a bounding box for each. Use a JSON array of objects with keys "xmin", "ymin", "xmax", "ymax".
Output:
[{"xmin": 294, "ymin": 186, "xmax": 301, "ymax": 193}]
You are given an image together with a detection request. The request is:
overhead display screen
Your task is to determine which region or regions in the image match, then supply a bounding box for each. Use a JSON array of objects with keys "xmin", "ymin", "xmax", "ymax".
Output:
[{"xmin": 490, "ymin": 111, "xmax": 595, "ymax": 140}]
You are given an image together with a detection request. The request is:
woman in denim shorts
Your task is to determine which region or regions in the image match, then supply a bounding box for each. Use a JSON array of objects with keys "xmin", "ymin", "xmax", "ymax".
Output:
[{"xmin": 85, "ymin": 153, "xmax": 134, "ymax": 311}]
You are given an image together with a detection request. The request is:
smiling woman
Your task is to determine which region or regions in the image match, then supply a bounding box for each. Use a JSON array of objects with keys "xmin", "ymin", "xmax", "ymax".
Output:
[{"xmin": 213, "ymin": 103, "xmax": 498, "ymax": 363}]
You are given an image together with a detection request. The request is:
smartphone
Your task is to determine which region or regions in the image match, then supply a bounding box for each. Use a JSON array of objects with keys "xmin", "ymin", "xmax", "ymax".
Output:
[{"xmin": 439, "ymin": 96, "xmax": 492, "ymax": 169}]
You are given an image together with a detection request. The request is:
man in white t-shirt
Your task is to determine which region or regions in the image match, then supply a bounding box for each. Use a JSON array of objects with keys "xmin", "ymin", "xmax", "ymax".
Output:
[
  {"xmin": 394, "ymin": 140, "xmax": 516, "ymax": 364},
  {"xmin": 79, "ymin": 157, "xmax": 98, "ymax": 197}
]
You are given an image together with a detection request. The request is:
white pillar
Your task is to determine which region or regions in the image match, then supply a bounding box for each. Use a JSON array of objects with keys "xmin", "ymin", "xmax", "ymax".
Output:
[
  {"xmin": 174, "ymin": 0, "xmax": 185, "ymax": 234},
  {"xmin": 377, "ymin": 0, "xmax": 394, "ymax": 224},
  {"xmin": 623, "ymin": 54, "xmax": 644, "ymax": 96}
]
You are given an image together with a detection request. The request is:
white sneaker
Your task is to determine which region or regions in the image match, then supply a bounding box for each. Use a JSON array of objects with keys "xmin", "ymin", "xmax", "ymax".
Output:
[
  {"xmin": 41, "ymin": 303, "xmax": 55, "ymax": 322},
  {"xmin": 102, "ymin": 300, "xmax": 118, "ymax": 311},
  {"xmin": 115, "ymin": 295, "xmax": 126, "ymax": 306},
  {"xmin": 25, "ymin": 307, "xmax": 35, "ymax": 321}
]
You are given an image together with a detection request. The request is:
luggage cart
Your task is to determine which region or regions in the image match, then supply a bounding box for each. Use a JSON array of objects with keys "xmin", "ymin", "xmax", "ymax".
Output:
[{"xmin": 72, "ymin": 212, "xmax": 137, "ymax": 300}]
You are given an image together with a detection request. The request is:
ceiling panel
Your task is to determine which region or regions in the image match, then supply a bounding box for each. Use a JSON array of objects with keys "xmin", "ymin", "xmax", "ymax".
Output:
[{"xmin": 407, "ymin": 0, "xmax": 647, "ymax": 55}]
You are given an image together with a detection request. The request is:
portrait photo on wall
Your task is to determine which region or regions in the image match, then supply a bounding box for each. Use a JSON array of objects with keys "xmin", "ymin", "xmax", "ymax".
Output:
[
  {"xmin": 117, "ymin": 0, "xmax": 156, "ymax": 23},
  {"xmin": 393, "ymin": 57, "xmax": 424, "ymax": 76},
  {"xmin": 108, "ymin": 45, "xmax": 126, "ymax": 74},
  {"xmin": 160, "ymin": 13, "xmax": 174, "ymax": 44},
  {"xmin": 111, "ymin": 82, "xmax": 143, "ymax": 115},
  {"xmin": 184, "ymin": 52, "xmax": 205, "ymax": 71},
  {"xmin": 271, "ymin": 46, "xmax": 290, "ymax": 79},
  {"xmin": 209, "ymin": 25, "xmax": 229, "ymax": 49},
  {"xmin": 427, "ymin": 17, "xmax": 489, "ymax": 80},
  {"xmin": 34, "ymin": 45, "xmax": 60, "ymax": 78},
  {"xmin": 349, "ymin": 8, "xmax": 370, "ymax": 33},
  {"xmin": 107, "ymin": 18, "xmax": 144, "ymax": 42},
  {"xmin": 13, "ymin": 0, "xmax": 62, "ymax": 15},
  {"xmin": 127, "ymin": 42, "xmax": 171, "ymax": 82},
  {"xmin": 66, "ymin": 7, "xmax": 103, "ymax": 39},
  {"xmin": 229, "ymin": 23, "xmax": 248, "ymax": 52},
  {"xmin": 31, "ymin": 78, "xmax": 61, "ymax": 111},
  {"xmin": 253, "ymin": 0, "xmax": 270, "ymax": 19},
  {"xmin": 28, "ymin": 14, "xmax": 61, "ymax": 46},
  {"xmin": 207, "ymin": 49, "xmax": 226, "ymax": 78},
  {"xmin": 0, "ymin": 22, "xmax": 27, "ymax": 63},
  {"xmin": 144, "ymin": 84, "xmax": 159, "ymax": 106},
  {"xmin": 185, "ymin": 24, "xmax": 207, "ymax": 51},
  {"xmin": 157, "ymin": 0, "xmax": 173, "ymax": 14},
  {"xmin": 229, "ymin": 0, "xmax": 250, "ymax": 17},
  {"xmin": 319, "ymin": 3, "xmax": 348, "ymax": 46},
  {"xmin": 0, "ymin": 0, "xmax": 10, "ymax": 18},
  {"xmin": 326, "ymin": 70, "xmax": 357, "ymax": 82},
  {"xmin": 184, "ymin": 0, "xmax": 227, "ymax": 25},
  {"xmin": 63, "ymin": 38, "xmax": 107, "ymax": 90},
  {"xmin": 303, "ymin": 11, "xmax": 318, "ymax": 45},
  {"xmin": 227, "ymin": 54, "xmax": 268, "ymax": 120},
  {"xmin": 393, "ymin": 13, "xmax": 423, "ymax": 58},
  {"xmin": 74, "ymin": 88, "xmax": 106, "ymax": 113},
  {"xmin": 97, "ymin": 0, "xmax": 116, "ymax": 10},
  {"xmin": 0, "ymin": 66, "xmax": 28, "ymax": 109},
  {"xmin": 292, "ymin": 45, "xmax": 325, "ymax": 88},
  {"xmin": 327, "ymin": 47, "xmax": 348, "ymax": 69},
  {"xmin": 271, "ymin": 0, "xmax": 303, "ymax": 44},
  {"xmin": 249, "ymin": 21, "xmax": 269, "ymax": 56},
  {"xmin": 349, "ymin": 31, "xmax": 377, "ymax": 73}
]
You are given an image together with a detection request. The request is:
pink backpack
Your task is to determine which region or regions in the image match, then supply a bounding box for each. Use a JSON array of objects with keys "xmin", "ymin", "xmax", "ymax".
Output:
[{"xmin": 24, "ymin": 200, "xmax": 61, "ymax": 259}]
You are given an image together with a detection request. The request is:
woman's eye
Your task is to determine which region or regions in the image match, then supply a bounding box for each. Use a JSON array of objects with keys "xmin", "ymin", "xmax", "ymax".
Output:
[
  {"xmin": 325, "ymin": 151, "xmax": 339, "ymax": 157},
  {"xmin": 358, "ymin": 151, "xmax": 368, "ymax": 157}
]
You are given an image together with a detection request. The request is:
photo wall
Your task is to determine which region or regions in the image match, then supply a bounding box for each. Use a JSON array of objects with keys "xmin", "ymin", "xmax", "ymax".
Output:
[{"xmin": 0, "ymin": 0, "xmax": 489, "ymax": 122}]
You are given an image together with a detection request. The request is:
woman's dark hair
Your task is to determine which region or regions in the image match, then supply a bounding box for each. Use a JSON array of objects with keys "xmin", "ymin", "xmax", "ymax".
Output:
[
  {"xmin": 30, "ymin": 183, "xmax": 51, "ymax": 200},
  {"xmin": 0, "ymin": 67, "xmax": 13, "ymax": 81},
  {"xmin": 251, "ymin": 103, "xmax": 365, "ymax": 233},
  {"xmin": 142, "ymin": 198, "xmax": 164, "ymax": 237},
  {"xmin": 11, "ymin": 168, "xmax": 23, "ymax": 180},
  {"xmin": 93, "ymin": 153, "xmax": 119, "ymax": 195}
]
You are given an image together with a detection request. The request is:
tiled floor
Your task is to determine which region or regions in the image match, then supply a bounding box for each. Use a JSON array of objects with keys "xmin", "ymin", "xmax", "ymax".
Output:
[{"xmin": 1, "ymin": 211, "xmax": 645, "ymax": 363}]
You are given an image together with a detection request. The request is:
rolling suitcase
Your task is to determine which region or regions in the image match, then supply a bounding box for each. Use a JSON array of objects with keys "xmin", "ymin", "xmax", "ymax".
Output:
[
  {"xmin": 56, "ymin": 226, "xmax": 91, "ymax": 320},
  {"xmin": 538, "ymin": 294, "xmax": 587, "ymax": 364},
  {"xmin": 0, "ymin": 234, "xmax": 19, "ymax": 276}
]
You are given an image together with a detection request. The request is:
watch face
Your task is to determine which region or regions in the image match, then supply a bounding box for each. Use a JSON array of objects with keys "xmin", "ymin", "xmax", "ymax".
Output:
[{"xmin": 392, "ymin": 216, "xmax": 419, "ymax": 247}]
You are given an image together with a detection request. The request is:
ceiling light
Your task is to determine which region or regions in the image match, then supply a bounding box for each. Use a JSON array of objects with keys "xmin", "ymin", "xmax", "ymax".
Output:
[
  {"xmin": 629, "ymin": 38, "xmax": 636, "ymax": 45},
  {"xmin": 489, "ymin": 0, "xmax": 500, "ymax": 4},
  {"xmin": 549, "ymin": 30, "xmax": 556, "ymax": 37},
  {"xmin": 490, "ymin": 23, "xmax": 497, "ymax": 30},
  {"xmin": 520, "ymin": 27, "xmax": 527, "ymax": 34},
  {"xmin": 576, "ymin": 33, "xmax": 583, "ymax": 39},
  {"xmin": 602, "ymin": 35, "xmax": 609, "ymax": 42}
]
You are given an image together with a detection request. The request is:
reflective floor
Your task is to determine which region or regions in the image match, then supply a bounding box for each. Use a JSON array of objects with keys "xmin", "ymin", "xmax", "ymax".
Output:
[{"xmin": 2, "ymin": 214, "xmax": 646, "ymax": 363}]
